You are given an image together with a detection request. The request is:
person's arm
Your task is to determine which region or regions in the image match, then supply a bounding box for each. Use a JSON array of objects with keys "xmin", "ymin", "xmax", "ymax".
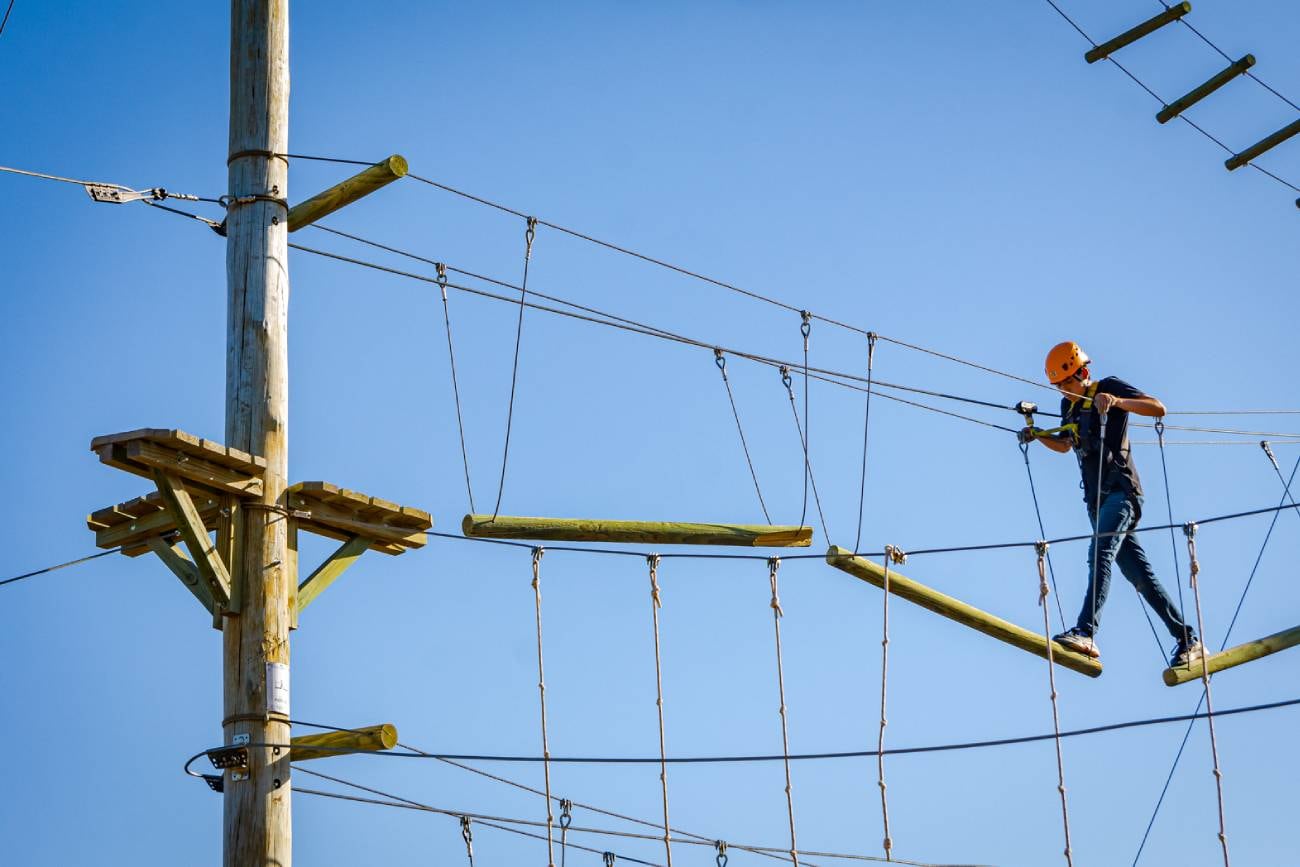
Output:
[
  {"xmin": 1093, "ymin": 391, "xmax": 1165, "ymax": 417},
  {"xmin": 1019, "ymin": 426, "xmax": 1075, "ymax": 453}
]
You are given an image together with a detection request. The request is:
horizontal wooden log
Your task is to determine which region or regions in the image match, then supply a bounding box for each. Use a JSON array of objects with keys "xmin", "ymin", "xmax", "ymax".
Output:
[
  {"xmin": 825, "ymin": 546, "xmax": 1102, "ymax": 678},
  {"xmin": 462, "ymin": 514, "xmax": 814, "ymax": 547},
  {"xmin": 1226, "ymin": 117, "xmax": 1300, "ymax": 171},
  {"xmin": 1163, "ymin": 623, "xmax": 1300, "ymax": 686},
  {"xmin": 287, "ymin": 155, "xmax": 408, "ymax": 231},
  {"xmin": 290, "ymin": 724, "xmax": 398, "ymax": 762},
  {"xmin": 1157, "ymin": 55, "xmax": 1254, "ymax": 124},
  {"xmin": 1085, "ymin": 2, "xmax": 1190, "ymax": 64}
]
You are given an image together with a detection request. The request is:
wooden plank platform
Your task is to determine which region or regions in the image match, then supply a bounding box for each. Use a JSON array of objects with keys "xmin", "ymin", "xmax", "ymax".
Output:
[
  {"xmin": 461, "ymin": 515, "xmax": 814, "ymax": 547},
  {"xmin": 288, "ymin": 481, "xmax": 431, "ymax": 555},
  {"xmin": 90, "ymin": 428, "xmax": 266, "ymax": 497},
  {"xmin": 1163, "ymin": 623, "xmax": 1300, "ymax": 686},
  {"xmin": 87, "ymin": 488, "xmax": 223, "ymax": 556},
  {"xmin": 826, "ymin": 546, "xmax": 1102, "ymax": 678}
]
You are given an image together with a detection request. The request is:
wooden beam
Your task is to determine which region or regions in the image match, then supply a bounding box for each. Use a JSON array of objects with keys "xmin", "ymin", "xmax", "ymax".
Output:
[
  {"xmin": 122, "ymin": 439, "xmax": 262, "ymax": 497},
  {"xmin": 1225, "ymin": 117, "xmax": 1300, "ymax": 171},
  {"xmin": 1157, "ymin": 55, "xmax": 1254, "ymax": 124},
  {"xmin": 145, "ymin": 536, "xmax": 217, "ymax": 617},
  {"xmin": 825, "ymin": 546, "xmax": 1102, "ymax": 678},
  {"xmin": 296, "ymin": 535, "xmax": 370, "ymax": 614},
  {"xmin": 462, "ymin": 514, "xmax": 814, "ymax": 547},
  {"xmin": 93, "ymin": 492, "xmax": 221, "ymax": 550},
  {"xmin": 1085, "ymin": 2, "xmax": 1190, "ymax": 64},
  {"xmin": 153, "ymin": 469, "xmax": 232, "ymax": 607},
  {"xmin": 1163, "ymin": 623, "xmax": 1300, "ymax": 686},
  {"xmin": 289, "ymin": 724, "xmax": 398, "ymax": 762},
  {"xmin": 286, "ymin": 155, "xmax": 408, "ymax": 231}
]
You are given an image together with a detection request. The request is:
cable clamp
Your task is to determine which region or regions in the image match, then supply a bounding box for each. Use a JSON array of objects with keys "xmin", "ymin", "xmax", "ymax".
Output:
[
  {"xmin": 1261, "ymin": 440, "xmax": 1280, "ymax": 471},
  {"xmin": 207, "ymin": 733, "xmax": 250, "ymax": 774},
  {"xmin": 714, "ymin": 347, "xmax": 726, "ymax": 371},
  {"xmin": 715, "ymin": 840, "xmax": 729, "ymax": 866},
  {"xmin": 559, "ymin": 798, "xmax": 573, "ymax": 829},
  {"xmin": 603, "ymin": 852, "xmax": 617, "ymax": 866},
  {"xmin": 885, "ymin": 545, "xmax": 907, "ymax": 565},
  {"xmin": 799, "ymin": 310, "xmax": 812, "ymax": 339},
  {"xmin": 219, "ymin": 190, "xmax": 289, "ymax": 211},
  {"xmin": 524, "ymin": 216, "xmax": 538, "ymax": 259},
  {"xmin": 84, "ymin": 184, "xmax": 167, "ymax": 205},
  {"xmin": 779, "ymin": 365, "xmax": 792, "ymax": 390}
]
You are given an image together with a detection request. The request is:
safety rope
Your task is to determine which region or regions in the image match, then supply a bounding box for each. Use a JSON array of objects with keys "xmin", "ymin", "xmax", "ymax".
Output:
[
  {"xmin": 647, "ymin": 555, "xmax": 674, "ymax": 867},
  {"xmin": 437, "ymin": 263, "xmax": 476, "ymax": 513},
  {"xmin": 854, "ymin": 334, "xmax": 877, "ymax": 555},
  {"xmin": 1019, "ymin": 441, "xmax": 1067, "ymax": 631},
  {"xmin": 1183, "ymin": 524, "xmax": 1231, "ymax": 867},
  {"xmin": 877, "ymin": 545, "xmax": 906, "ymax": 862},
  {"xmin": 767, "ymin": 557, "xmax": 800, "ymax": 867},
  {"xmin": 460, "ymin": 815, "xmax": 475, "ymax": 866},
  {"xmin": 780, "ymin": 365, "xmax": 830, "ymax": 543},
  {"xmin": 492, "ymin": 215, "xmax": 539, "ymax": 520},
  {"xmin": 1035, "ymin": 542, "xmax": 1074, "ymax": 867},
  {"xmin": 715, "ymin": 349, "xmax": 772, "ymax": 523},
  {"xmin": 531, "ymin": 547, "xmax": 556, "ymax": 867},
  {"xmin": 560, "ymin": 798, "xmax": 573, "ymax": 867}
]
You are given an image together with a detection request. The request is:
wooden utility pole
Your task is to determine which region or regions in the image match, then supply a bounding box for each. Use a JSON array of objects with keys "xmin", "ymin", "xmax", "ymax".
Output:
[{"xmin": 225, "ymin": 0, "xmax": 292, "ymax": 863}]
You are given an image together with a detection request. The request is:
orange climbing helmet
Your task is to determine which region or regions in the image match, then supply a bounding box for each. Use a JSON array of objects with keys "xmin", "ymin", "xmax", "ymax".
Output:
[{"xmin": 1045, "ymin": 341, "xmax": 1090, "ymax": 384}]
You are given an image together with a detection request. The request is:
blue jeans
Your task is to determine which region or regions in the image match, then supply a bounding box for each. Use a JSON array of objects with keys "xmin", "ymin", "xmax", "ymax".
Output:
[{"xmin": 1075, "ymin": 490, "xmax": 1193, "ymax": 642}]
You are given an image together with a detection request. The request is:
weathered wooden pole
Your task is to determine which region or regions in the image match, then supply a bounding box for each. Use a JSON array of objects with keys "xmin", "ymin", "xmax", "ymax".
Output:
[
  {"xmin": 225, "ymin": 0, "xmax": 292, "ymax": 863},
  {"xmin": 1163, "ymin": 623, "xmax": 1300, "ymax": 686}
]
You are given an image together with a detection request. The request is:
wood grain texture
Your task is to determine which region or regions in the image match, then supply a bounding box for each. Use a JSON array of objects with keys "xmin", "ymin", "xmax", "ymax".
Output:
[
  {"xmin": 153, "ymin": 470, "xmax": 232, "ymax": 607},
  {"xmin": 286, "ymin": 155, "xmax": 407, "ymax": 231},
  {"xmin": 462, "ymin": 514, "xmax": 814, "ymax": 547},
  {"xmin": 289, "ymin": 724, "xmax": 398, "ymax": 761},
  {"xmin": 825, "ymin": 546, "xmax": 1102, "ymax": 678},
  {"xmin": 1163, "ymin": 623, "xmax": 1300, "ymax": 686}
]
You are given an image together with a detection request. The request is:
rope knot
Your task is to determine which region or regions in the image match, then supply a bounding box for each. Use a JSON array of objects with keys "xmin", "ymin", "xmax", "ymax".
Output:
[
  {"xmin": 1035, "ymin": 540, "xmax": 1051, "ymax": 604},
  {"xmin": 531, "ymin": 547, "xmax": 544, "ymax": 588},
  {"xmin": 1183, "ymin": 523, "xmax": 1200, "ymax": 587},
  {"xmin": 767, "ymin": 557, "xmax": 783, "ymax": 616},
  {"xmin": 884, "ymin": 545, "xmax": 907, "ymax": 565},
  {"xmin": 647, "ymin": 554, "xmax": 662, "ymax": 607}
]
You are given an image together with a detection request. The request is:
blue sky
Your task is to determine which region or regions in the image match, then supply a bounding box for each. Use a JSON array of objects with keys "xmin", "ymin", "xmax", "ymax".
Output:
[{"xmin": 2, "ymin": 2, "xmax": 1298, "ymax": 865}]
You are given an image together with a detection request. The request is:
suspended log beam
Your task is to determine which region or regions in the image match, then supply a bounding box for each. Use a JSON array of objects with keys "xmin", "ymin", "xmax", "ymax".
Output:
[
  {"xmin": 1157, "ymin": 55, "xmax": 1255, "ymax": 124},
  {"xmin": 1225, "ymin": 117, "xmax": 1300, "ymax": 171},
  {"xmin": 289, "ymin": 724, "xmax": 398, "ymax": 762},
  {"xmin": 1163, "ymin": 623, "xmax": 1300, "ymax": 686},
  {"xmin": 1085, "ymin": 2, "xmax": 1190, "ymax": 64},
  {"xmin": 462, "ymin": 514, "xmax": 814, "ymax": 547},
  {"xmin": 286, "ymin": 155, "xmax": 408, "ymax": 231},
  {"xmin": 826, "ymin": 546, "xmax": 1102, "ymax": 678}
]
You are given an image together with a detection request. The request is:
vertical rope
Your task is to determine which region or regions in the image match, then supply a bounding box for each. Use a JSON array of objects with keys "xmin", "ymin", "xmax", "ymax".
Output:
[
  {"xmin": 1155, "ymin": 421, "xmax": 1189, "ymax": 643},
  {"xmin": 1183, "ymin": 523, "xmax": 1231, "ymax": 867},
  {"xmin": 877, "ymin": 545, "xmax": 905, "ymax": 861},
  {"xmin": 780, "ymin": 366, "xmax": 831, "ymax": 542},
  {"xmin": 646, "ymin": 554, "xmax": 674, "ymax": 867},
  {"xmin": 854, "ymin": 333, "xmax": 877, "ymax": 555},
  {"xmin": 492, "ymin": 215, "xmax": 538, "ymax": 520},
  {"xmin": 714, "ymin": 349, "xmax": 772, "ymax": 523},
  {"xmin": 1036, "ymin": 541, "xmax": 1075, "ymax": 867},
  {"xmin": 530, "ymin": 547, "xmax": 556, "ymax": 867},
  {"xmin": 1020, "ymin": 441, "xmax": 1067, "ymax": 631},
  {"xmin": 1088, "ymin": 412, "xmax": 1108, "ymax": 632},
  {"xmin": 767, "ymin": 557, "xmax": 800, "ymax": 867},
  {"xmin": 460, "ymin": 815, "xmax": 475, "ymax": 866},
  {"xmin": 436, "ymin": 263, "xmax": 476, "ymax": 513}
]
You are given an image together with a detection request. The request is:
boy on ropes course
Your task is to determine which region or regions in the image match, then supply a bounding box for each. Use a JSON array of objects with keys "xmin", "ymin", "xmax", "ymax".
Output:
[{"xmin": 1020, "ymin": 341, "xmax": 1203, "ymax": 667}]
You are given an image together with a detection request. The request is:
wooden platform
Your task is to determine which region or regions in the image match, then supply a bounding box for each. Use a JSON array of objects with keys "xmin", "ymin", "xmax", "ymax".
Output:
[
  {"xmin": 462, "ymin": 514, "xmax": 813, "ymax": 547},
  {"xmin": 91, "ymin": 428, "xmax": 266, "ymax": 497},
  {"xmin": 288, "ymin": 482, "xmax": 431, "ymax": 555},
  {"xmin": 87, "ymin": 488, "xmax": 223, "ymax": 556}
]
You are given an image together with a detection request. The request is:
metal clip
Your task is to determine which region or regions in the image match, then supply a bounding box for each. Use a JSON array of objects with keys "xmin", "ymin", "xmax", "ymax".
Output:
[
  {"xmin": 799, "ymin": 310, "xmax": 812, "ymax": 339},
  {"xmin": 84, "ymin": 184, "xmax": 164, "ymax": 204},
  {"xmin": 715, "ymin": 840, "xmax": 729, "ymax": 866},
  {"xmin": 602, "ymin": 853, "xmax": 616, "ymax": 866},
  {"xmin": 1261, "ymin": 440, "xmax": 1280, "ymax": 471},
  {"xmin": 714, "ymin": 348, "xmax": 726, "ymax": 371},
  {"xmin": 780, "ymin": 365, "xmax": 792, "ymax": 390},
  {"xmin": 559, "ymin": 798, "xmax": 573, "ymax": 829},
  {"xmin": 525, "ymin": 216, "xmax": 538, "ymax": 259}
]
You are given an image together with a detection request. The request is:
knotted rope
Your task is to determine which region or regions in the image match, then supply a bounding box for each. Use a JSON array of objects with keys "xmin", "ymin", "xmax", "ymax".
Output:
[
  {"xmin": 767, "ymin": 557, "xmax": 800, "ymax": 866},
  {"xmin": 647, "ymin": 554, "xmax": 674, "ymax": 866},
  {"xmin": 1036, "ymin": 541, "xmax": 1074, "ymax": 867}
]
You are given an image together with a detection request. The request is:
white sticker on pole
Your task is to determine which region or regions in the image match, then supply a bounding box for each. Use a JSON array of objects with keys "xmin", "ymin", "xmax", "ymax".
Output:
[{"xmin": 267, "ymin": 663, "xmax": 290, "ymax": 715}]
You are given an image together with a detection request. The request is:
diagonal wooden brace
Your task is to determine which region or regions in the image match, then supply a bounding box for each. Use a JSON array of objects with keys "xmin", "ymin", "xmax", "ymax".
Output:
[
  {"xmin": 296, "ymin": 535, "xmax": 370, "ymax": 616},
  {"xmin": 145, "ymin": 536, "xmax": 217, "ymax": 617},
  {"xmin": 153, "ymin": 469, "xmax": 232, "ymax": 608}
]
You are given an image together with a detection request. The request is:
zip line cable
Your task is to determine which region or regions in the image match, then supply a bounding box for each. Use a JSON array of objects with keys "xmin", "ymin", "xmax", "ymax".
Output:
[
  {"xmin": 0, "ymin": 547, "xmax": 122, "ymax": 587},
  {"xmin": 1132, "ymin": 451, "xmax": 1300, "ymax": 866},
  {"xmin": 1039, "ymin": 0, "xmax": 1300, "ymax": 196}
]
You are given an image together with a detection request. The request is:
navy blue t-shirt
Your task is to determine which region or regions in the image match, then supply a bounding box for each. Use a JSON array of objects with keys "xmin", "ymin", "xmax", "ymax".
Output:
[{"xmin": 1060, "ymin": 376, "xmax": 1145, "ymax": 509}]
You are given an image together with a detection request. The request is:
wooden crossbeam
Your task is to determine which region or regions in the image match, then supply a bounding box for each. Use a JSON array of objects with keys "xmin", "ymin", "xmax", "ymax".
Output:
[
  {"xmin": 153, "ymin": 470, "xmax": 232, "ymax": 608},
  {"xmin": 286, "ymin": 155, "xmax": 408, "ymax": 231},
  {"xmin": 462, "ymin": 514, "xmax": 814, "ymax": 547},
  {"xmin": 296, "ymin": 535, "xmax": 370, "ymax": 615},
  {"xmin": 289, "ymin": 724, "xmax": 398, "ymax": 762},
  {"xmin": 825, "ymin": 546, "xmax": 1102, "ymax": 678},
  {"xmin": 1085, "ymin": 2, "xmax": 1190, "ymax": 64},
  {"xmin": 90, "ymin": 489, "xmax": 222, "ymax": 553},
  {"xmin": 1157, "ymin": 55, "xmax": 1254, "ymax": 124},
  {"xmin": 145, "ymin": 537, "xmax": 217, "ymax": 617},
  {"xmin": 1163, "ymin": 623, "xmax": 1300, "ymax": 686},
  {"xmin": 1226, "ymin": 117, "xmax": 1300, "ymax": 171}
]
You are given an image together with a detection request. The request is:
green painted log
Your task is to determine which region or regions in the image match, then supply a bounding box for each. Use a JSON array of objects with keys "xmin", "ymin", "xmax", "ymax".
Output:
[
  {"xmin": 462, "ymin": 514, "xmax": 813, "ymax": 547},
  {"xmin": 1163, "ymin": 623, "xmax": 1300, "ymax": 686},
  {"xmin": 286, "ymin": 155, "xmax": 408, "ymax": 231},
  {"xmin": 1157, "ymin": 55, "xmax": 1254, "ymax": 124},
  {"xmin": 1085, "ymin": 2, "xmax": 1190, "ymax": 64},
  {"xmin": 290, "ymin": 724, "xmax": 398, "ymax": 762},
  {"xmin": 1226, "ymin": 118, "xmax": 1300, "ymax": 171},
  {"xmin": 825, "ymin": 546, "xmax": 1103, "ymax": 678}
]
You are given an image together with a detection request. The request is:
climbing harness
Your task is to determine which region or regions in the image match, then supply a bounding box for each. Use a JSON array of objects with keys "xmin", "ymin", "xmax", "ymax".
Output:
[
  {"xmin": 877, "ymin": 545, "xmax": 906, "ymax": 862},
  {"xmin": 1036, "ymin": 541, "xmax": 1074, "ymax": 867},
  {"xmin": 647, "ymin": 555, "xmax": 674, "ymax": 867},
  {"xmin": 460, "ymin": 815, "xmax": 475, "ymax": 866},
  {"xmin": 767, "ymin": 557, "xmax": 800, "ymax": 866},
  {"xmin": 530, "ymin": 547, "xmax": 556, "ymax": 867},
  {"xmin": 1184, "ymin": 523, "xmax": 1231, "ymax": 867},
  {"xmin": 714, "ymin": 349, "xmax": 772, "ymax": 523}
]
